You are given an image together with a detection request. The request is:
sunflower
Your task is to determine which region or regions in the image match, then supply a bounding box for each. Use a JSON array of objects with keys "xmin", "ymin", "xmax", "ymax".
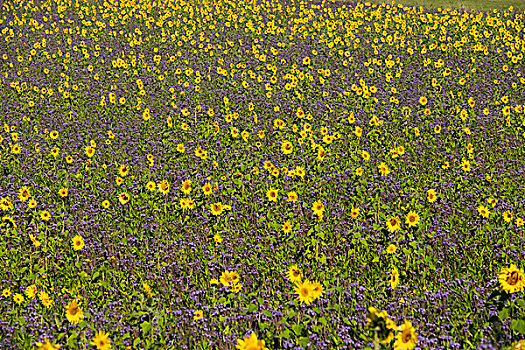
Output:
[
  {"xmin": 118, "ymin": 164, "xmax": 129, "ymax": 177},
  {"xmin": 13, "ymin": 293, "xmax": 24, "ymax": 305},
  {"xmin": 25, "ymin": 284, "xmax": 37, "ymax": 299},
  {"xmin": 143, "ymin": 282, "xmax": 153, "ymax": 297},
  {"xmin": 50, "ymin": 147, "xmax": 59, "ymax": 158},
  {"xmin": 499, "ymin": 264, "xmax": 525, "ymax": 294},
  {"xmin": 220, "ymin": 270, "xmax": 240, "ymax": 287},
  {"xmin": 310, "ymin": 280, "xmax": 324, "ymax": 300},
  {"xmin": 115, "ymin": 177, "xmax": 123, "ymax": 186},
  {"xmin": 202, "ymin": 183, "xmax": 213, "ymax": 196},
  {"xmin": 90, "ymin": 330, "xmax": 112, "ymax": 350},
  {"xmin": 210, "ymin": 202, "xmax": 224, "ymax": 216},
  {"xmin": 36, "ymin": 338, "xmax": 60, "ymax": 350},
  {"xmin": 361, "ymin": 150, "xmax": 370, "ymax": 161},
  {"xmin": 58, "ymin": 188, "xmax": 68, "ymax": 197},
  {"xmin": 0, "ymin": 197, "xmax": 13, "ymax": 211},
  {"xmin": 158, "ymin": 180, "xmax": 169, "ymax": 195},
  {"xmin": 50, "ymin": 130, "xmax": 59, "ymax": 139},
  {"xmin": 176, "ymin": 143, "xmax": 185, "ymax": 153},
  {"xmin": 405, "ymin": 211, "xmax": 420, "ymax": 227},
  {"xmin": 102, "ymin": 200, "xmax": 110, "ymax": 209},
  {"xmin": 266, "ymin": 187, "xmax": 278, "ymax": 202},
  {"xmin": 18, "ymin": 186, "xmax": 31, "ymax": 202},
  {"xmin": 146, "ymin": 181, "xmax": 156, "ymax": 192},
  {"xmin": 194, "ymin": 310, "xmax": 204, "ymax": 321},
  {"xmin": 236, "ymin": 332, "xmax": 268, "ymax": 350},
  {"xmin": 378, "ymin": 162, "xmax": 390, "ymax": 176},
  {"xmin": 1, "ymin": 216, "xmax": 16, "ymax": 230},
  {"xmin": 516, "ymin": 217, "xmax": 524, "ymax": 227},
  {"xmin": 118, "ymin": 192, "xmax": 130, "ymax": 205},
  {"xmin": 295, "ymin": 279, "xmax": 314, "ymax": 305},
  {"xmin": 427, "ymin": 189, "xmax": 437, "ymax": 203},
  {"xmin": 286, "ymin": 265, "xmax": 303, "ymax": 284},
  {"xmin": 213, "ymin": 233, "xmax": 223, "ymax": 244},
  {"xmin": 461, "ymin": 159, "xmax": 471, "ymax": 172},
  {"xmin": 72, "ymin": 235, "xmax": 85, "ymax": 251},
  {"xmin": 286, "ymin": 191, "xmax": 298, "ymax": 202},
  {"xmin": 66, "ymin": 299, "xmax": 84, "ymax": 324},
  {"xmin": 295, "ymin": 166, "xmax": 305, "ymax": 178},
  {"xmin": 386, "ymin": 216, "xmax": 401, "ymax": 232},
  {"xmin": 355, "ymin": 168, "xmax": 364, "ymax": 176},
  {"xmin": 350, "ymin": 207, "xmax": 360, "ymax": 219},
  {"xmin": 85, "ymin": 146, "xmax": 95, "ymax": 158},
  {"xmin": 39, "ymin": 291, "xmax": 53, "ymax": 308},
  {"xmin": 2, "ymin": 288, "xmax": 11, "ymax": 297},
  {"xmin": 312, "ymin": 201, "xmax": 325, "ymax": 216},
  {"xmin": 11, "ymin": 143, "xmax": 21, "ymax": 154},
  {"xmin": 513, "ymin": 340, "xmax": 525, "ymax": 350},
  {"xmin": 477, "ymin": 205, "xmax": 490, "ymax": 218},
  {"xmin": 394, "ymin": 320, "xmax": 417, "ymax": 350},
  {"xmin": 386, "ymin": 244, "xmax": 397, "ymax": 254},
  {"xmin": 231, "ymin": 282, "xmax": 243, "ymax": 293},
  {"xmin": 390, "ymin": 268, "xmax": 400, "ymax": 289},
  {"xmin": 40, "ymin": 210, "xmax": 51, "ymax": 221},
  {"xmin": 281, "ymin": 221, "xmax": 293, "ymax": 234},
  {"xmin": 281, "ymin": 141, "xmax": 293, "ymax": 155},
  {"xmin": 503, "ymin": 210, "xmax": 513, "ymax": 223},
  {"xmin": 366, "ymin": 307, "xmax": 397, "ymax": 343},
  {"xmin": 181, "ymin": 179, "xmax": 192, "ymax": 194}
]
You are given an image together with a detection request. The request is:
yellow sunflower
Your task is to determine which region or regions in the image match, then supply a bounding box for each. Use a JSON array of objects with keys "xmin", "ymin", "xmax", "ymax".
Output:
[
  {"xmin": 18, "ymin": 186, "xmax": 31, "ymax": 202},
  {"xmin": 65, "ymin": 299, "xmax": 84, "ymax": 324},
  {"xmin": 394, "ymin": 320, "xmax": 417, "ymax": 350},
  {"xmin": 266, "ymin": 187, "xmax": 278, "ymax": 202},
  {"xmin": 36, "ymin": 338, "xmax": 60, "ymax": 350},
  {"xmin": 158, "ymin": 180, "xmax": 169, "ymax": 195},
  {"xmin": 72, "ymin": 235, "xmax": 85, "ymax": 251},
  {"xmin": 405, "ymin": 211, "xmax": 420, "ymax": 227},
  {"xmin": 390, "ymin": 268, "xmax": 400, "ymax": 289},
  {"xmin": 499, "ymin": 264, "xmax": 525, "ymax": 294},
  {"xmin": 312, "ymin": 200, "xmax": 325, "ymax": 216},
  {"xmin": 286, "ymin": 265, "xmax": 303, "ymax": 284},
  {"xmin": 193, "ymin": 310, "xmax": 203, "ymax": 321},
  {"xmin": 386, "ymin": 216, "xmax": 401, "ymax": 232},
  {"xmin": 210, "ymin": 202, "xmax": 224, "ymax": 216},
  {"xmin": 236, "ymin": 332, "xmax": 268, "ymax": 350},
  {"xmin": 90, "ymin": 330, "xmax": 112, "ymax": 350},
  {"xmin": 118, "ymin": 192, "xmax": 130, "ymax": 205},
  {"xmin": 295, "ymin": 279, "xmax": 314, "ymax": 305}
]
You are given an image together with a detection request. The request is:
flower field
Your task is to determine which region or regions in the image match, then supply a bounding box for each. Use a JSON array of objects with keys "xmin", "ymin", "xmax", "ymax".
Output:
[{"xmin": 1, "ymin": 0, "xmax": 525, "ymax": 348}]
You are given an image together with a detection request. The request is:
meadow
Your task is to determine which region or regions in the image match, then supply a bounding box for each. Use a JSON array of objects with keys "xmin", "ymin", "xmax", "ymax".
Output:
[{"xmin": 1, "ymin": 0, "xmax": 525, "ymax": 349}]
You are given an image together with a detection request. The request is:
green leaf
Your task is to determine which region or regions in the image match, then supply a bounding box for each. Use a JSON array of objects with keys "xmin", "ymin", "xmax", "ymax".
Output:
[
  {"xmin": 262, "ymin": 310, "xmax": 272, "ymax": 318},
  {"xmin": 511, "ymin": 319, "xmax": 525, "ymax": 334},
  {"xmin": 498, "ymin": 307, "xmax": 510, "ymax": 320},
  {"xmin": 67, "ymin": 331, "xmax": 78, "ymax": 347},
  {"xmin": 516, "ymin": 299, "xmax": 525, "ymax": 308},
  {"xmin": 292, "ymin": 324, "xmax": 303, "ymax": 336},
  {"xmin": 279, "ymin": 330, "xmax": 291, "ymax": 339},
  {"xmin": 141, "ymin": 321, "xmax": 152, "ymax": 333},
  {"xmin": 133, "ymin": 337, "xmax": 141, "ymax": 347}
]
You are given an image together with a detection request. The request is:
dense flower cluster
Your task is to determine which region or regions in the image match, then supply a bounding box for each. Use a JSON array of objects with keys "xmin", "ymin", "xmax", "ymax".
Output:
[{"xmin": 0, "ymin": 0, "xmax": 524, "ymax": 348}]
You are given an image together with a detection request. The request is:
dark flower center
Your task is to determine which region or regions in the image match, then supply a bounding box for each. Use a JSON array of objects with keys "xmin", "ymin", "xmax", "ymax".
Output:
[
  {"xmin": 508, "ymin": 271, "xmax": 519, "ymax": 286},
  {"xmin": 402, "ymin": 329, "xmax": 412, "ymax": 342}
]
